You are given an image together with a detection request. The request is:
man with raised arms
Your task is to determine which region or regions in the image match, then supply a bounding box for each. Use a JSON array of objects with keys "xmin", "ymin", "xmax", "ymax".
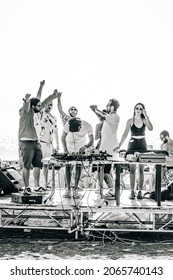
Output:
[{"xmin": 19, "ymin": 83, "xmax": 61, "ymax": 193}]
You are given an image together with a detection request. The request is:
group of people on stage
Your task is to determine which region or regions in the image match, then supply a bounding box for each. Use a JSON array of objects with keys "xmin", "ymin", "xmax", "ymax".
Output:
[{"xmin": 17, "ymin": 80, "xmax": 173, "ymax": 201}]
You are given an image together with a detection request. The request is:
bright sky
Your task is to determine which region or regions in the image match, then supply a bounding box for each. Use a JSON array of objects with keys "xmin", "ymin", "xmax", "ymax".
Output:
[{"xmin": 1, "ymin": 0, "xmax": 173, "ymax": 149}]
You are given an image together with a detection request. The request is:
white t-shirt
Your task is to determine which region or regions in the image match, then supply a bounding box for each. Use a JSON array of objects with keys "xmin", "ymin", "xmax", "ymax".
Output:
[
  {"xmin": 64, "ymin": 120, "xmax": 93, "ymax": 153},
  {"xmin": 99, "ymin": 113, "xmax": 120, "ymax": 155}
]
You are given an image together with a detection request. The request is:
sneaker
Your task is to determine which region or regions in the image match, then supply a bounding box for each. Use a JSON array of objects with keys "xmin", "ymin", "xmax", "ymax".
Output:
[
  {"xmin": 35, "ymin": 186, "xmax": 47, "ymax": 192},
  {"xmin": 73, "ymin": 191, "xmax": 81, "ymax": 199},
  {"xmin": 104, "ymin": 192, "xmax": 115, "ymax": 200},
  {"xmin": 137, "ymin": 191, "xmax": 143, "ymax": 199},
  {"xmin": 23, "ymin": 187, "xmax": 32, "ymax": 195},
  {"xmin": 129, "ymin": 190, "xmax": 136, "ymax": 199},
  {"xmin": 63, "ymin": 190, "xmax": 71, "ymax": 198}
]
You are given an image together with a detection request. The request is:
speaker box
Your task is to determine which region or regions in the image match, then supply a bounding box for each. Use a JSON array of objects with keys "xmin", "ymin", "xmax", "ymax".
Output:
[
  {"xmin": 11, "ymin": 193, "xmax": 43, "ymax": 204},
  {"xmin": 0, "ymin": 167, "xmax": 23, "ymax": 194}
]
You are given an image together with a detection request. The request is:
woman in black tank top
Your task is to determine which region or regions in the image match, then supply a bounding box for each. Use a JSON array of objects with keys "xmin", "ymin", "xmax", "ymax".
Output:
[{"xmin": 118, "ymin": 102, "xmax": 153, "ymax": 200}]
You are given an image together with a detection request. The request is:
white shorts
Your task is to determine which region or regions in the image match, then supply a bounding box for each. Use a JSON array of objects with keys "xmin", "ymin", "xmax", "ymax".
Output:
[{"xmin": 40, "ymin": 142, "xmax": 52, "ymax": 159}]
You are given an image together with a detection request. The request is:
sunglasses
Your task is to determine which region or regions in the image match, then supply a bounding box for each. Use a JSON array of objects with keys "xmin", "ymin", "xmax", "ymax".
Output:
[
  {"xmin": 135, "ymin": 107, "xmax": 143, "ymax": 111},
  {"xmin": 70, "ymin": 108, "xmax": 77, "ymax": 111}
]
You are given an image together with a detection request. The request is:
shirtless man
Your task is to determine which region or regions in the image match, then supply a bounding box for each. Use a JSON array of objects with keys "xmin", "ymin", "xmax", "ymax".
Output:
[
  {"xmin": 160, "ymin": 130, "xmax": 173, "ymax": 156},
  {"xmin": 160, "ymin": 130, "xmax": 173, "ymax": 180}
]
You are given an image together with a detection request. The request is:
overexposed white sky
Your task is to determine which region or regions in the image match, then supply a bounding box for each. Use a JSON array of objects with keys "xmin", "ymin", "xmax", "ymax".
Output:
[{"xmin": 0, "ymin": 0, "xmax": 173, "ymax": 149}]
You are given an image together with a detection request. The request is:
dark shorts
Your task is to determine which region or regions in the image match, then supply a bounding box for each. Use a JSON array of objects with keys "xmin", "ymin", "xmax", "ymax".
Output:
[
  {"xmin": 96, "ymin": 164, "xmax": 112, "ymax": 174},
  {"xmin": 92, "ymin": 164, "xmax": 98, "ymax": 173},
  {"xmin": 20, "ymin": 141, "xmax": 43, "ymax": 170},
  {"xmin": 127, "ymin": 137, "xmax": 147, "ymax": 154}
]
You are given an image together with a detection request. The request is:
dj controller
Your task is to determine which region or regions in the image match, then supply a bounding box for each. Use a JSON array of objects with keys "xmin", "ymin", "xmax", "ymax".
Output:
[{"xmin": 51, "ymin": 152, "xmax": 112, "ymax": 162}]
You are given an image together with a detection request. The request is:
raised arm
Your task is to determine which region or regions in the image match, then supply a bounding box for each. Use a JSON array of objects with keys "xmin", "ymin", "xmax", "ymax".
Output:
[
  {"xmin": 21, "ymin": 93, "xmax": 31, "ymax": 112},
  {"xmin": 40, "ymin": 89, "xmax": 60, "ymax": 109},
  {"xmin": 142, "ymin": 108, "xmax": 153, "ymax": 131},
  {"xmin": 36, "ymin": 80, "xmax": 45, "ymax": 99},
  {"xmin": 57, "ymin": 92, "xmax": 66, "ymax": 118},
  {"xmin": 90, "ymin": 105, "xmax": 106, "ymax": 121}
]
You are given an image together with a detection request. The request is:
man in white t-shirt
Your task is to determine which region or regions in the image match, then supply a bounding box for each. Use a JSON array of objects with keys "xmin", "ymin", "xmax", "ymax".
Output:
[
  {"xmin": 61, "ymin": 117, "xmax": 94, "ymax": 198},
  {"xmin": 92, "ymin": 99, "xmax": 120, "ymax": 199}
]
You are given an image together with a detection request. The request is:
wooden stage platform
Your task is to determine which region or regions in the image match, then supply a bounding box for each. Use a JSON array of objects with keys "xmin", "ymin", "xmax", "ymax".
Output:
[{"xmin": 1, "ymin": 187, "xmax": 173, "ymax": 239}]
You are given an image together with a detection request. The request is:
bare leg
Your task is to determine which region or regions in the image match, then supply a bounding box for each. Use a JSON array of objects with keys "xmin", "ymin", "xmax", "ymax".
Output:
[
  {"xmin": 130, "ymin": 164, "xmax": 136, "ymax": 191},
  {"xmin": 129, "ymin": 164, "xmax": 136, "ymax": 199},
  {"xmin": 43, "ymin": 164, "xmax": 49, "ymax": 187},
  {"xmin": 138, "ymin": 165, "xmax": 144, "ymax": 191},
  {"xmin": 63, "ymin": 165, "xmax": 72, "ymax": 198},
  {"xmin": 65, "ymin": 165, "xmax": 72, "ymax": 191},
  {"xmin": 33, "ymin": 167, "xmax": 41, "ymax": 188},
  {"xmin": 22, "ymin": 167, "xmax": 30, "ymax": 187},
  {"xmin": 104, "ymin": 173, "xmax": 113, "ymax": 189},
  {"xmin": 90, "ymin": 171, "xmax": 98, "ymax": 188},
  {"xmin": 97, "ymin": 165, "xmax": 104, "ymax": 198},
  {"xmin": 75, "ymin": 165, "xmax": 82, "ymax": 190}
]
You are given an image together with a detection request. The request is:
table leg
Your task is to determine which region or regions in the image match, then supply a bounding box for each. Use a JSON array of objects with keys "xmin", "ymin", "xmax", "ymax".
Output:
[
  {"xmin": 115, "ymin": 164, "xmax": 121, "ymax": 206},
  {"xmin": 155, "ymin": 164, "xmax": 162, "ymax": 206},
  {"xmin": 98, "ymin": 164, "xmax": 104, "ymax": 198}
]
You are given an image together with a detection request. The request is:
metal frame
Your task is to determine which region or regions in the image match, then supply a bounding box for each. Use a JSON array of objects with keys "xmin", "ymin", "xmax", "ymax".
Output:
[{"xmin": 0, "ymin": 158, "xmax": 172, "ymax": 239}]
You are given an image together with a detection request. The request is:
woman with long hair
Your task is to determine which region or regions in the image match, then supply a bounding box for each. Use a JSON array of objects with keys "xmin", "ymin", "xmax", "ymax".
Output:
[{"xmin": 118, "ymin": 102, "xmax": 153, "ymax": 199}]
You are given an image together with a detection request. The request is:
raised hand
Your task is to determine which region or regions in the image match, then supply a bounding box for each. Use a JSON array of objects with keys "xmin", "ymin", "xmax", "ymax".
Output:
[
  {"xmin": 53, "ymin": 89, "xmax": 62, "ymax": 98},
  {"xmin": 25, "ymin": 93, "xmax": 31, "ymax": 101},
  {"xmin": 53, "ymin": 89, "xmax": 58, "ymax": 97},
  {"xmin": 57, "ymin": 91, "xmax": 62, "ymax": 98},
  {"xmin": 90, "ymin": 105, "xmax": 97, "ymax": 112},
  {"xmin": 40, "ymin": 80, "xmax": 45, "ymax": 87},
  {"xmin": 142, "ymin": 109, "xmax": 148, "ymax": 118}
]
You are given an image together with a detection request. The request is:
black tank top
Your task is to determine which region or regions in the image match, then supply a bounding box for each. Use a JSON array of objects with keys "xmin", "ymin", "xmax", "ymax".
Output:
[{"xmin": 131, "ymin": 120, "xmax": 146, "ymax": 136}]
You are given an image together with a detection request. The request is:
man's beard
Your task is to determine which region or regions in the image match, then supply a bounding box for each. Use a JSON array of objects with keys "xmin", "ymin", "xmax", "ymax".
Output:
[
  {"xmin": 34, "ymin": 108, "xmax": 40, "ymax": 113},
  {"xmin": 163, "ymin": 138, "xmax": 168, "ymax": 144},
  {"xmin": 70, "ymin": 113, "xmax": 76, "ymax": 117}
]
